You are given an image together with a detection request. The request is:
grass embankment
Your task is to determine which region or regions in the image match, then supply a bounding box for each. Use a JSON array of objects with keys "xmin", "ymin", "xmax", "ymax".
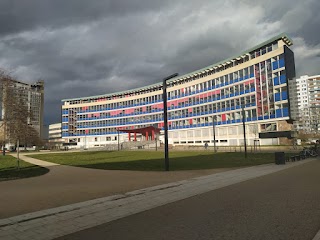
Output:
[
  {"xmin": 29, "ymin": 151, "xmax": 280, "ymax": 171},
  {"xmin": 0, "ymin": 155, "xmax": 49, "ymax": 181}
]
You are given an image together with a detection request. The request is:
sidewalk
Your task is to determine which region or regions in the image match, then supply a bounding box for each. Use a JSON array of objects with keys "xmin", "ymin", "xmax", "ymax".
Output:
[
  {"xmin": 11, "ymin": 153, "xmax": 60, "ymax": 167},
  {"xmin": 1, "ymin": 153, "xmax": 231, "ymax": 218},
  {"xmin": 0, "ymin": 158, "xmax": 317, "ymax": 240}
]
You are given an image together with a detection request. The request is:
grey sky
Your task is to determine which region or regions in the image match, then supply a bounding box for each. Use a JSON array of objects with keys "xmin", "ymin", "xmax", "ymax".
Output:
[{"xmin": 0, "ymin": 0, "xmax": 319, "ymax": 124}]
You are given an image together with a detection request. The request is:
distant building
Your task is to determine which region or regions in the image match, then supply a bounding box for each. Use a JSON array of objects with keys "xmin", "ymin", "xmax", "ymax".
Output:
[
  {"xmin": 48, "ymin": 123, "xmax": 63, "ymax": 148},
  {"xmin": 61, "ymin": 33, "xmax": 296, "ymax": 148},
  {"xmin": 48, "ymin": 123, "xmax": 62, "ymax": 142},
  {"xmin": 0, "ymin": 79, "xmax": 44, "ymax": 142},
  {"xmin": 289, "ymin": 75, "xmax": 320, "ymax": 133}
]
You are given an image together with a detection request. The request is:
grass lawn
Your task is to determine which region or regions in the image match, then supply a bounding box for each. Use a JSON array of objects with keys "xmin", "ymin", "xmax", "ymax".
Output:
[
  {"xmin": 29, "ymin": 151, "xmax": 281, "ymax": 171},
  {"xmin": 0, "ymin": 155, "xmax": 49, "ymax": 181}
]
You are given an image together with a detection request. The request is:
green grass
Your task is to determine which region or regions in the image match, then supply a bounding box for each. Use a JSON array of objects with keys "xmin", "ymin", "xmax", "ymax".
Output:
[
  {"xmin": 0, "ymin": 155, "xmax": 49, "ymax": 181},
  {"xmin": 29, "ymin": 151, "xmax": 279, "ymax": 171}
]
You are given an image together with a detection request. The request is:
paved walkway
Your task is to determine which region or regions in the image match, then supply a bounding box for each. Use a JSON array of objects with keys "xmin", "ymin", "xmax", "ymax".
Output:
[
  {"xmin": 0, "ymin": 157, "xmax": 318, "ymax": 240},
  {"xmin": 13, "ymin": 153, "xmax": 60, "ymax": 167},
  {"xmin": 58, "ymin": 159, "xmax": 320, "ymax": 240},
  {"xmin": 1, "ymin": 153, "xmax": 230, "ymax": 218}
]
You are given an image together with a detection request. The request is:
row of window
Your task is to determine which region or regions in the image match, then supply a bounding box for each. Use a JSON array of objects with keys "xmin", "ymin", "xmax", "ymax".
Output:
[
  {"xmin": 62, "ymin": 106, "xmax": 289, "ymax": 137},
  {"xmin": 63, "ymin": 93, "xmax": 258, "ymax": 123},
  {"xmin": 63, "ymin": 84, "xmax": 289, "ymax": 125}
]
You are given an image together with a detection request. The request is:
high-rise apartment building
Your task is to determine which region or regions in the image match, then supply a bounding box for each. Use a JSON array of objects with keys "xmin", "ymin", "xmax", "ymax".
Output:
[
  {"xmin": 289, "ymin": 75, "xmax": 320, "ymax": 133},
  {"xmin": 0, "ymin": 79, "xmax": 44, "ymax": 140},
  {"xmin": 61, "ymin": 34, "xmax": 295, "ymax": 148}
]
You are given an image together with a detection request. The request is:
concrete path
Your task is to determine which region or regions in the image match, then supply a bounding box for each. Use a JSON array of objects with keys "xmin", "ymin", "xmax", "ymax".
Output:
[
  {"xmin": 1, "ymin": 153, "xmax": 230, "ymax": 218},
  {"xmin": 0, "ymin": 158, "xmax": 317, "ymax": 240},
  {"xmin": 13, "ymin": 153, "xmax": 59, "ymax": 167},
  {"xmin": 59, "ymin": 158, "xmax": 320, "ymax": 240}
]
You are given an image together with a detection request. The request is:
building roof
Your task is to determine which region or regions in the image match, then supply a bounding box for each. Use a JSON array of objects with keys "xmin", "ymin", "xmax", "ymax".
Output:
[{"xmin": 62, "ymin": 33, "xmax": 292, "ymax": 102}]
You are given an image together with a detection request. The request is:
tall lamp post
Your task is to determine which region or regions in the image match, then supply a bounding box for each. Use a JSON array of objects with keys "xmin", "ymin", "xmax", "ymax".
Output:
[
  {"xmin": 163, "ymin": 73, "xmax": 179, "ymax": 171},
  {"xmin": 242, "ymin": 106, "xmax": 247, "ymax": 159}
]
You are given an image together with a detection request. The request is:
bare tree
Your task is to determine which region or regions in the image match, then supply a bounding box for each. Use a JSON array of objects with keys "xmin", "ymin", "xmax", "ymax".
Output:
[
  {"xmin": 0, "ymin": 71, "xmax": 41, "ymax": 167},
  {"xmin": 0, "ymin": 70, "xmax": 12, "ymax": 155},
  {"xmin": 24, "ymin": 124, "xmax": 43, "ymax": 148}
]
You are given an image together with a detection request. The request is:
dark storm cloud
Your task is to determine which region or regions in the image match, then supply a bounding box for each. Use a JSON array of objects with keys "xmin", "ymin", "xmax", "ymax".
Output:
[
  {"xmin": 0, "ymin": 0, "xmax": 319, "ymax": 124},
  {"xmin": 0, "ymin": 0, "xmax": 172, "ymax": 36},
  {"xmin": 243, "ymin": 0, "xmax": 320, "ymax": 45}
]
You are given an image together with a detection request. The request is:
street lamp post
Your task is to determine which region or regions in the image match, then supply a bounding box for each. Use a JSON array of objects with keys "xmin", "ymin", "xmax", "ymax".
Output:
[
  {"xmin": 242, "ymin": 106, "xmax": 247, "ymax": 159},
  {"xmin": 163, "ymin": 73, "xmax": 179, "ymax": 171}
]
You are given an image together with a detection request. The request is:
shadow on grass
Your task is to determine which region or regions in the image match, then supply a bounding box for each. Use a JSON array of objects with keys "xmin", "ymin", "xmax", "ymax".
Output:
[
  {"xmin": 70, "ymin": 152, "xmax": 274, "ymax": 171},
  {"xmin": 0, "ymin": 166, "xmax": 50, "ymax": 182}
]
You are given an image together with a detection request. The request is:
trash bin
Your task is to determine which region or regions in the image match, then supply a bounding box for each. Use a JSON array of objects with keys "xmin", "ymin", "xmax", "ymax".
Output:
[{"xmin": 275, "ymin": 152, "xmax": 285, "ymax": 165}]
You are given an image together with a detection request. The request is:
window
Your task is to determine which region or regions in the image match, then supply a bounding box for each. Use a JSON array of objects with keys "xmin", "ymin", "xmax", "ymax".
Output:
[{"xmin": 260, "ymin": 123, "xmax": 277, "ymax": 132}]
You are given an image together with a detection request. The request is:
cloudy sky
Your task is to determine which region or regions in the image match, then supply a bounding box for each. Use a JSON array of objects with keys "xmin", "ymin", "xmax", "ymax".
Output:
[{"xmin": 0, "ymin": 0, "xmax": 320, "ymax": 125}]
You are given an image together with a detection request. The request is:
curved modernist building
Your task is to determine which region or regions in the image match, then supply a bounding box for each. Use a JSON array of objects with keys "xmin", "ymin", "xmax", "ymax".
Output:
[{"xmin": 61, "ymin": 34, "xmax": 296, "ymax": 148}]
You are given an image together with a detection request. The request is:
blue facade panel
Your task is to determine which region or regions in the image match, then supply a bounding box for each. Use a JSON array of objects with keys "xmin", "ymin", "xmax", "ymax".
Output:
[
  {"xmin": 276, "ymin": 109, "xmax": 283, "ymax": 118},
  {"xmin": 280, "ymin": 74, "xmax": 286, "ymax": 84},
  {"xmin": 281, "ymin": 91, "xmax": 287, "ymax": 100},
  {"xmin": 272, "ymin": 61, "xmax": 279, "ymax": 70},
  {"xmin": 279, "ymin": 58, "xmax": 285, "ymax": 68}
]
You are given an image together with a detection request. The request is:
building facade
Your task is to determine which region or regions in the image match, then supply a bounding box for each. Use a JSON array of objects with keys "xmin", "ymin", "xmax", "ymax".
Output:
[
  {"xmin": 48, "ymin": 123, "xmax": 62, "ymax": 142},
  {"xmin": 289, "ymin": 75, "xmax": 320, "ymax": 133},
  {"xmin": 0, "ymin": 79, "xmax": 44, "ymax": 140},
  {"xmin": 61, "ymin": 34, "xmax": 296, "ymax": 148},
  {"xmin": 48, "ymin": 123, "xmax": 63, "ymax": 149}
]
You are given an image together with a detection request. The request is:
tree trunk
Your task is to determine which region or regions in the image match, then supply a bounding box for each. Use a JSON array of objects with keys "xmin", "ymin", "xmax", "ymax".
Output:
[{"xmin": 17, "ymin": 139, "xmax": 20, "ymax": 170}]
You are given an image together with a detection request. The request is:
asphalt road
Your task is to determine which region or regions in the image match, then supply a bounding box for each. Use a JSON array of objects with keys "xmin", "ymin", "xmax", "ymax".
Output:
[{"xmin": 57, "ymin": 160, "xmax": 320, "ymax": 240}]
